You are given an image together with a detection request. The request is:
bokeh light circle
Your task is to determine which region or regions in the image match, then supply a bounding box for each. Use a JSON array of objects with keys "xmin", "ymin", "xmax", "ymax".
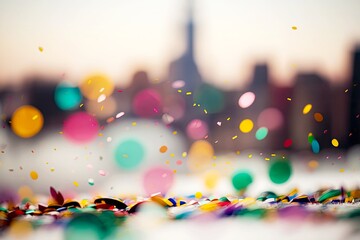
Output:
[
  {"xmin": 255, "ymin": 127, "xmax": 268, "ymax": 140},
  {"xmin": 238, "ymin": 92, "xmax": 256, "ymax": 108},
  {"xmin": 204, "ymin": 170, "xmax": 220, "ymax": 190},
  {"xmin": 186, "ymin": 119, "xmax": 208, "ymax": 140},
  {"xmin": 86, "ymin": 96, "xmax": 117, "ymax": 119},
  {"xmin": 257, "ymin": 108, "xmax": 283, "ymax": 130},
  {"xmin": 65, "ymin": 213, "xmax": 114, "ymax": 240},
  {"xmin": 231, "ymin": 170, "xmax": 253, "ymax": 191},
  {"xmin": 63, "ymin": 112, "xmax": 99, "ymax": 143},
  {"xmin": 311, "ymin": 139, "xmax": 320, "ymax": 153},
  {"xmin": 314, "ymin": 113, "xmax": 323, "ymax": 122},
  {"xmin": 195, "ymin": 84, "xmax": 225, "ymax": 114},
  {"xmin": 239, "ymin": 119, "xmax": 254, "ymax": 133},
  {"xmin": 11, "ymin": 105, "xmax": 44, "ymax": 138},
  {"xmin": 133, "ymin": 89, "xmax": 162, "ymax": 118},
  {"xmin": 80, "ymin": 74, "xmax": 114, "ymax": 100},
  {"xmin": 331, "ymin": 138, "xmax": 339, "ymax": 147},
  {"xmin": 114, "ymin": 139, "xmax": 145, "ymax": 170},
  {"xmin": 54, "ymin": 82, "xmax": 82, "ymax": 110},
  {"xmin": 268, "ymin": 159, "xmax": 292, "ymax": 184},
  {"xmin": 143, "ymin": 166, "xmax": 174, "ymax": 196},
  {"xmin": 188, "ymin": 140, "xmax": 214, "ymax": 172}
]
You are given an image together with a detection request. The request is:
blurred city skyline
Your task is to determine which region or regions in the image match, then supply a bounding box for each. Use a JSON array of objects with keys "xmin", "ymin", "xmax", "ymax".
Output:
[{"xmin": 1, "ymin": 0, "xmax": 360, "ymax": 89}]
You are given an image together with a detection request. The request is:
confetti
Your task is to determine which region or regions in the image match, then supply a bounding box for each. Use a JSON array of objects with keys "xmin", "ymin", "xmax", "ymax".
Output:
[
  {"xmin": 195, "ymin": 192, "xmax": 202, "ymax": 199},
  {"xmin": 283, "ymin": 139, "xmax": 292, "ymax": 148},
  {"xmin": 98, "ymin": 170, "xmax": 106, "ymax": 176},
  {"xmin": 30, "ymin": 171, "xmax": 38, "ymax": 180},
  {"xmin": 303, "ymin": 104, "xmax": 312, "ymax": 114},
  {"xmin": 216, "ymin": 121, "xmax": 221, "ymax": 126},
  {"xmin": 172, "ymin": 80, "xmax": 185, "ymax": 89},
  {"xmin": 332, "ymin": 138, "xmax": 339, "ymax": 147},
  {"xmin": 38, "ymin": 46, "xmax": 43, "ymax": 52},
  {"xmin": 88, "ymin": 178, "xmax": 94, "ymax": 186},
  {"xmin": 314, "ymin": 113, "xmax": 324, "ymax": 122},
  {"xmin": 73, "ymin": 181, "xmax": 79, "ymax": 187},
  {"xmin": 159, "ymin": 145, "xmax": 168, "ymax": 153},
  {"xmin": 311, "ymin": 139, "xmax": 320, "ymax": 153},
  {"xmin": 97, "ymin": 94, "xmax": 106, "ymax": 103},
  {"xmin": 291, "ymin": 26, "xmax": 297, "ymax": 30},
  {"xmin": 116, "ymin": 112, "xmax": 125, "ymax": 118}
]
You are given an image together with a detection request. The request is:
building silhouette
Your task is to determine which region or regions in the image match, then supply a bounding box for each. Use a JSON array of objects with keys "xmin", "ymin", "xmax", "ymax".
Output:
[{"xmin": 349, "ymin": 47, "xmax": 360, "ymax": 147}]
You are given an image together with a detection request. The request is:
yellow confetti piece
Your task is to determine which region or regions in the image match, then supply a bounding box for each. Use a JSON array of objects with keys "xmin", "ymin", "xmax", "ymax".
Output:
[
  {"xmin": 50, "ymin": 168, "xmax": 55, "ymax": 172},
  {"xmin": 172, "ymin": 131, "xmax": 177, "ymax": 135},
  {"xmin": 32, "ymin": 115, "xmax": 38, "ymax": 120},
  {"xmin": 226, "ymin": 117, "xmax": 231, "ymax": 121},
  {"xmin": 339, "ymin": 168, "xmax": 345, "ymax": 173},
  {"xmin": 287, "ymin": 98, "xmax": 292, "ymax": 101},
  {"xmin": 204, "ymin": 109, "xmax": 208, "ymax": 114},
  {"xmin": 265, "ymin": 158, "xmax": 270, "ymax": 161},
  {"xmin": 132, "ymin": 122, "xmax": 137, "ymax": 126},
  {"xmin": 236, "ymin": 150, "xmax": 240, "ymax": 155},
  {"xmin": 292, "ymin": 26, "xmax": 297, "ymax": 30},
  {"xmin": 30, "ymin": 171, "xmax": 38, "ymax": 180},
  {"xmin": 302, "ymin": 104, "xmax": 312, "ymax": 114},
  {"xmin": 165, "ymin": 160, "xmax": 170, "ymax": 164},
  {"xmin": 248, "ymin": 154, "xmax": 252, "ymax": 158},
  {"xmin": 170, "ymin": 153, "xmax": 175, "ymax": 157},
  {"xmin": 195, "ymin": 192, "xmax": 202, "ymax": 199},
  {"xmin": 177, "ymin": 89, "xmax": 182, "ymax": 93},
  {"xmin": 308, "ymin": 160, "xmax": 319, "ymax": 169},
  {"xmin": 58, "ymin": 131, "xmax": 63, "ymax": 134},
  {"xmin": 73, "ymin": 181, "xmax": 79, "ymax": 187},
  {"xmin": 186, "ymin": 92, "xmax": 192, "ymax": 95},
  {"xmin": 79, "ymin": 103, "xmax": 84, "ymax": 107},
  {"xmin": 173, "ymin": 169, "xmax": 177, "ymax": 174},
  {"xmin": 193, "ymin": 103, "xmax": 196, "ymax": 107},
  {"xmin": 182, "ymin": 152, "xmax": 187, "ymax": 157},
  {"xmin": 232, "ymin": 135, "xmax": 238, "ymax": 140},
  {"xmin": 38, "ymin": 46, "xmax": 43, "ymax": 52},
  {"xmin": 332, "ymin": 138, "xmax": 339, "ymax": 147},
  {"xmin": 314, "ymin": 112, "xmax": 324, "ymax": 122}
]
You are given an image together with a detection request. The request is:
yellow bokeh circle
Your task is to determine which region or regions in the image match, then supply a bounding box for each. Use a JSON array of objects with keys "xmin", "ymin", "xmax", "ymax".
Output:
[
  {"xmin": 239, "ymin": 119, "xmax": 254, "ymax": 133},
  {"xmin": 11, "ymin": 105, "xmax": 44, "ymax": 138},
  {"xmin": 80, "ymin": 74, "xmax": 114, "ymax": 100}
]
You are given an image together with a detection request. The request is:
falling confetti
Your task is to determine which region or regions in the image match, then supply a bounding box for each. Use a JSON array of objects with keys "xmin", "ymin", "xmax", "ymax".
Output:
[
  {"xmin": 30, "ymin": 171, "xmax": 38, "ymax": 180},
  {"xmin": 303, "ymin": 104, "xmax": 312, "ymax": 114},
  {"xmin": 314, "ymin": 113, "xmax": 324, "ymax": 122},
  {"xmin": 88, "ymin": 178, "xmax": 94, "ymax": 186},
  {"xmin": 38, "ymin": 46, "xmax": 43, "ymax": 52},
  {"xmin": 283, "ymin": 139, "xmax": 292, "ymax": 148},
  {"xmin": 332, "ymin": 138, "xmax": 339, "ymax": 147},
  {"xmin": 159, "ymin": 145, "xmax": 168, "ymax": 153},
  {"xmin": 291, "ymin": 26, "xmax": 297, "ymax": 30},
  {"xmin": 311, "ymin": 139, "xmax": 320, "ymax": 153}
]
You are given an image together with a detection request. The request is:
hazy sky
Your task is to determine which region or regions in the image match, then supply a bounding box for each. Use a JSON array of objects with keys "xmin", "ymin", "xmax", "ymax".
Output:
[{"xmin": 1, "ymin": 0, "xmax": 360, "ymax": 88}]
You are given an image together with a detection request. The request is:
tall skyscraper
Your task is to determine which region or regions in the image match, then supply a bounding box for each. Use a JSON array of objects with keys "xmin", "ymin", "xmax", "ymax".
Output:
[
  {"xmin": 168, "ymin": 0, "xmax": 202, "ymax": 93},
  {"xmin": 349, "ymin": 47, "xmax": 360, "ymax": 146}
]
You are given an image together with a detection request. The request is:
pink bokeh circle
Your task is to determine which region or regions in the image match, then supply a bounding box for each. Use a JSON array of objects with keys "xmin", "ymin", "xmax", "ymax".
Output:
[
  {"xmin": 143, "ymin": 166, "xmax": 174, "ymax": 196},
  {"xmin": 63, "ymin": 112, "xmax": 99, "ymax": 143},
  {"xmin": 186, "ymin": 119, "xmax": 208, "ymax": 140},
  {"xmin": 133, "ymin": 89, "xmax": 162, "ymax": 118}
]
